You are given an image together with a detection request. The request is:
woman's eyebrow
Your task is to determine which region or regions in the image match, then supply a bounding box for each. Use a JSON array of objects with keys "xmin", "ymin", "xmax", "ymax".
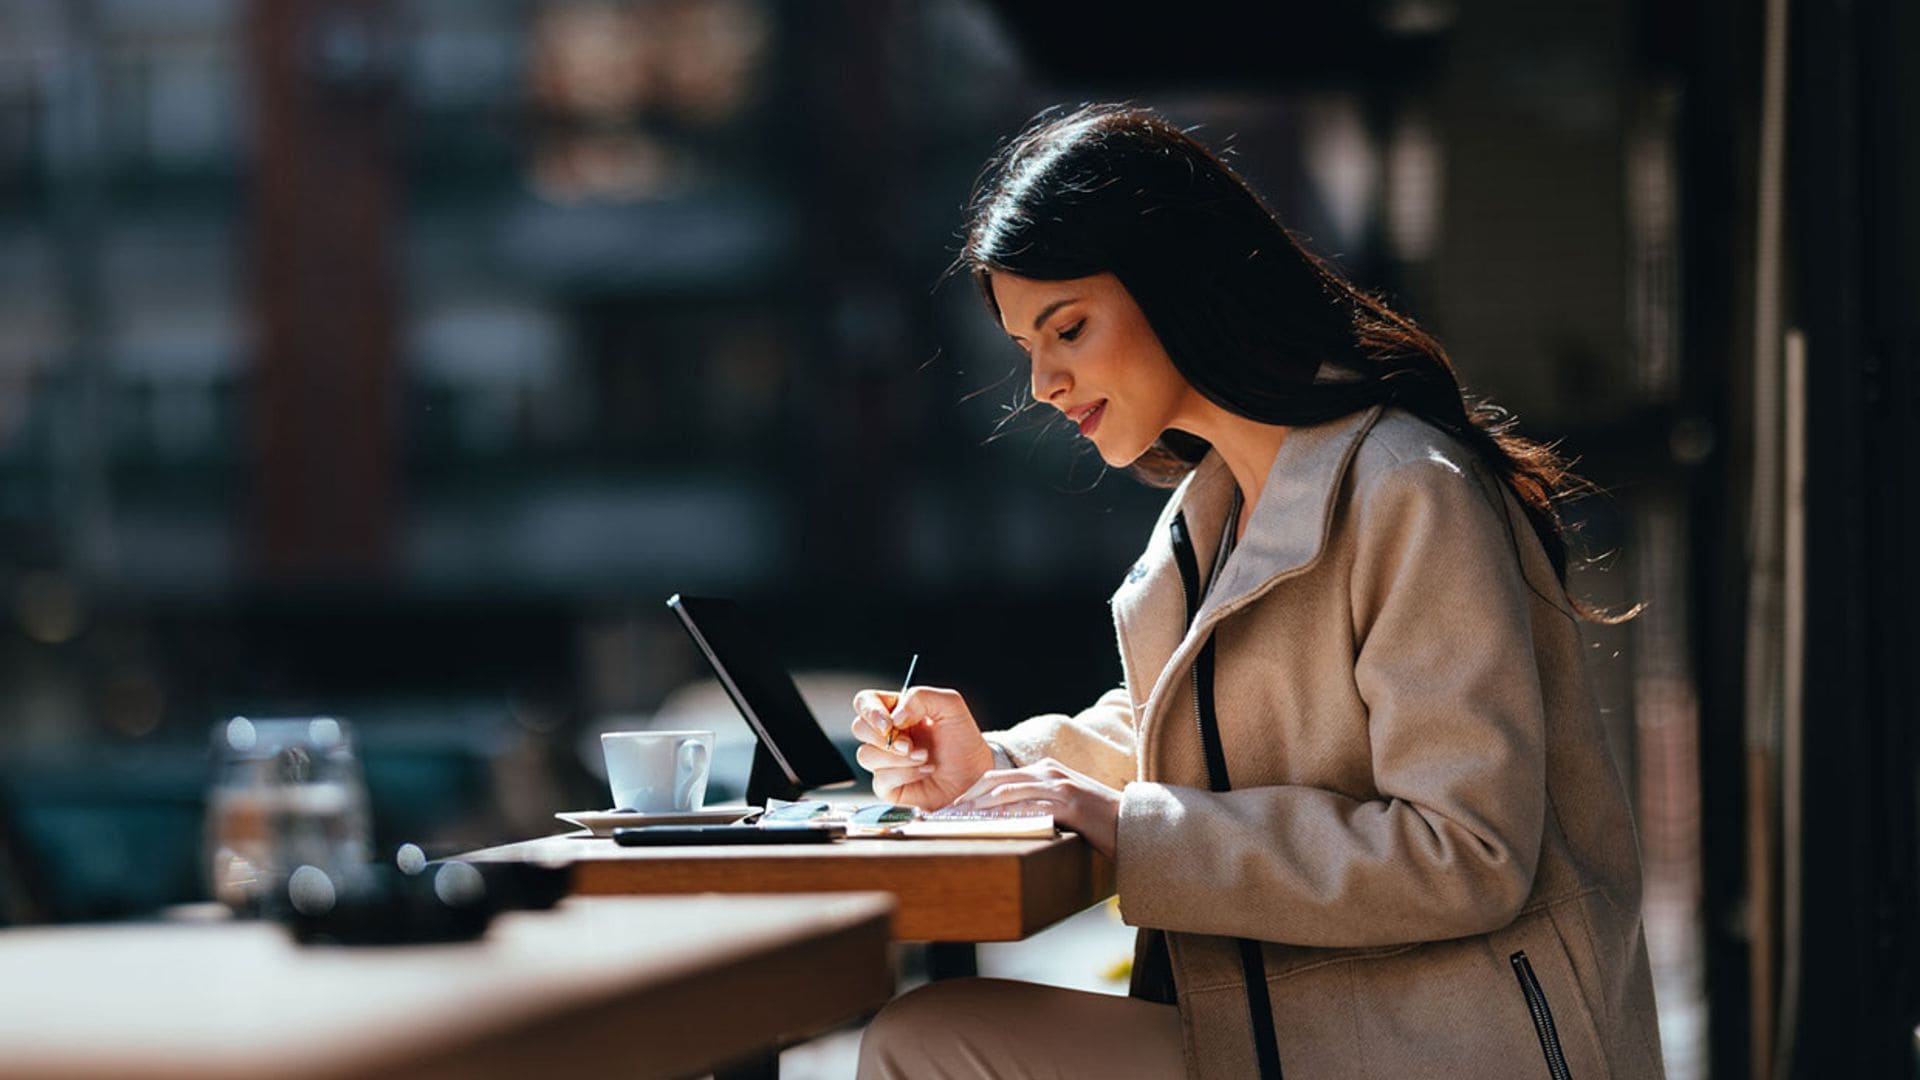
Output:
[{"xmin": 1030, "ymin": 298, "xmax": 1080, "ymax": 330}]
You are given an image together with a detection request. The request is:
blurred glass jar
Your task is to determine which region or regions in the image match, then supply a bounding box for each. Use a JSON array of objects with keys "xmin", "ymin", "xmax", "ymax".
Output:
[{"xmin": 204, "ymin": 716, "xmax": 373, "ymax": 915}]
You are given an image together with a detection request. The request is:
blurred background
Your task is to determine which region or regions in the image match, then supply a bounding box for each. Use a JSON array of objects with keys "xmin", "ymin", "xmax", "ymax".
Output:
[{"xmin": 0, "ymin": 0, "xmax": 1911, "ymax": 1077}]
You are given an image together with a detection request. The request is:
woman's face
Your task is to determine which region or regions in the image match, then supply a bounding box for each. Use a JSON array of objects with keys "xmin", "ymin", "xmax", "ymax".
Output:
[{"xmin": 989, "ymin": 270, "xmax": 1201, "ymax": 468}]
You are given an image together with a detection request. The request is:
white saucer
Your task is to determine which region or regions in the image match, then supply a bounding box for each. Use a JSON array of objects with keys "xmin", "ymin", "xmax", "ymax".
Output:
[{"xmin": 556, "ymin": 806, "xmax": 753, "ymax": 837}]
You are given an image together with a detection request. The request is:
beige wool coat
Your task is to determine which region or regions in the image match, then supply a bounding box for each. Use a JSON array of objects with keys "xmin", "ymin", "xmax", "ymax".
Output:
[{"xmin": 988, "ymin": 403, "xmax": 1667, "ymax": 1079}]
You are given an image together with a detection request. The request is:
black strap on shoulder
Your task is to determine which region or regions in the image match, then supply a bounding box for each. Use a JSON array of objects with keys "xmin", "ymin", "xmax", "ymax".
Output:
[{"xmin": 1171, "ymin": 513, "xmax": 1285, "ymax": 1080}]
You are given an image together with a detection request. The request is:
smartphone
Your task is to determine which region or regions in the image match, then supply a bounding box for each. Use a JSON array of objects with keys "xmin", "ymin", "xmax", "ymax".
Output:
[{"xmin": 612, "ymin": 825, "xmax": 837, "ymax": 847}]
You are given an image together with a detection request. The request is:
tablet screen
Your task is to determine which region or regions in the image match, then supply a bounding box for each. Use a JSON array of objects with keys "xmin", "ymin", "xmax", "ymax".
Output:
[{"xmin": 666, "ymin": 594, "xmax": 857, "ymax": 793}]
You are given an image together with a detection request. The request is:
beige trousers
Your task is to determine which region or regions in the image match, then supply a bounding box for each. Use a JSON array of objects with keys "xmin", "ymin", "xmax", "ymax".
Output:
[{"xmin": 855, "ymin": 977, "xmax": 1186, "ymax": 1079}]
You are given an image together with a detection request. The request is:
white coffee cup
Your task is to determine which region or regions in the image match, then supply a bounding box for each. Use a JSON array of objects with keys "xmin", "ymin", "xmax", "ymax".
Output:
[{"xmin": 601, "ymin": 730, "xmax": 714, "ymax": 813}]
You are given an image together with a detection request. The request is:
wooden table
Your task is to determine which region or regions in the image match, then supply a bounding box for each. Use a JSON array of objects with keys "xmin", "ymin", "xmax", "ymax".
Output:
[
  {"xmin": 461, "ymin": 832, "xmax": 1116, "ymax": 943},
  {"xmin": 0, "ymin": 893, "xmax": 894, "ymax": 1080}
]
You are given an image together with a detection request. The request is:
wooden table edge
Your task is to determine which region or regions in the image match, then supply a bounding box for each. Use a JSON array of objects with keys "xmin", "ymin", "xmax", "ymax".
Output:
[{"xmin": 460, "ymin": 832, "xmax": 1116, "ymax": 943}]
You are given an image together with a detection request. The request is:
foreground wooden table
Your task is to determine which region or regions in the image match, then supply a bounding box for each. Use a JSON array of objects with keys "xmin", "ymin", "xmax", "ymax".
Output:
[
  {"xmin": 0, "ymin": 893, "xmax": 894, "ymax": 1080},
  {"xmin": 462, "ymin": 831, "xmax": 1116, "ymax": 942}
]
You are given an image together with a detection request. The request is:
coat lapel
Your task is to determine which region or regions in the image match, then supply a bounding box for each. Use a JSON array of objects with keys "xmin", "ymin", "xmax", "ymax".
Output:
[
  {"xmin": 1198, "ymin": 402, "xmax": 1387, "ymax": 625},
  {"xmin": 1111, "ymin": 403, "xmax": 1387, "ymax": 773},
  {"xmin": 1108, "ymin": 455, "xmax": 1227, "ymax": 726}
]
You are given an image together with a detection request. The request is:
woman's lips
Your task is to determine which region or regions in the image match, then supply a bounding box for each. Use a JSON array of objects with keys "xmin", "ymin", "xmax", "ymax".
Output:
[{"xmin": 1074, "ymin": 400, "xmax": 1106, "ymax": 437}]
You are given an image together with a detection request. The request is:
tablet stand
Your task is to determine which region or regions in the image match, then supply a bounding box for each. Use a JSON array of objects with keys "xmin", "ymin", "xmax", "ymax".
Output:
[{"xmin": 745, "ymin": 740, "xmax": 806, "ymax": 806}]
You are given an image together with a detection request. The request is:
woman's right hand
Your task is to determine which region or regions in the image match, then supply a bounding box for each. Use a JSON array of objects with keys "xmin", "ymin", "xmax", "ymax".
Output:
[{"xmin": 850, "ymin": 685, "xmax": 995, "ymax": 809}]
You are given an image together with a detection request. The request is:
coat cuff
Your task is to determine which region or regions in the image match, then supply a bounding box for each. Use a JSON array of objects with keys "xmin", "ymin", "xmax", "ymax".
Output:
[
  {"xmin": 1113, "ymin": 780, "xmax": 1190, "ymax": 930},
  {"xmin": 983, "ymin": 724, "xmax": 1058, "ymax": 769},
  {"xmin": 979, "ymin": 738, "xmax": 1016, "ymax": 771}
]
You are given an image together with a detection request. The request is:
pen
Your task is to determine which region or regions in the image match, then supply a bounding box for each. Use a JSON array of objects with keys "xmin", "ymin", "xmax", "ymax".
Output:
[{"xmin": 885, "ymin": 653, "xmax": 920, "ymax": 748}]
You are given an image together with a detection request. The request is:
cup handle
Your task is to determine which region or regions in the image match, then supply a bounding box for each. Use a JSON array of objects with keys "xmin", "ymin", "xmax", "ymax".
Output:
[{"xmin": 674, "ymin": 739, "xmax": 710, "ymax": 810}]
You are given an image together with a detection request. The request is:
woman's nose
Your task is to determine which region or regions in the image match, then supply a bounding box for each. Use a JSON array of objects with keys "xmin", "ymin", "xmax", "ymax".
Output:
[{"xmin": 1029, "ymin": 357, "xmax": 1070, "ymax": 405}]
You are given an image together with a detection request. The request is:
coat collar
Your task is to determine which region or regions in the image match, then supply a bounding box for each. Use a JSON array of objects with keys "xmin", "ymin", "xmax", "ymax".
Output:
[
  {"xmin": 1177, "ymin": 401, "xmax": 1387, "ymax": 626},
  {"xmin": 1111, "ymin": 403, "xmax": 1387, "ymax": 755}
]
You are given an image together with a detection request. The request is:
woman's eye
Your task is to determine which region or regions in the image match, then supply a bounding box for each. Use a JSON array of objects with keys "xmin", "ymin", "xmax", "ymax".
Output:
[{"xmin": 1058, "ymin": 319, "xmax": 1086, "ymax": 342}]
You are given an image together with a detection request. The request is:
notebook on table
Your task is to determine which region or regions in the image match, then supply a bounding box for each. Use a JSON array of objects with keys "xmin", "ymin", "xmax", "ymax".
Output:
[
  {"xmin": 875, "ymin": 807, "xmax": 1056, "ymax": 840},
  {"xmin": 760, "ymin": 800, "xmax": 1056, "ymax": 840}
]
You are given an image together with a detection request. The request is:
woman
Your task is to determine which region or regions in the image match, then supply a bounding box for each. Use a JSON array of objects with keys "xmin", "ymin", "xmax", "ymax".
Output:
[{"xmin": 850, "ymin": 104, "xmax": 1666, "ymax": 1079}]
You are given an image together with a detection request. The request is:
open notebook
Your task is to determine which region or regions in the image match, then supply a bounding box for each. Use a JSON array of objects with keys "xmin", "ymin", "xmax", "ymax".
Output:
[{"xmin": 763, "ymin": 799, "xmax": 1056, "ymax": 840}]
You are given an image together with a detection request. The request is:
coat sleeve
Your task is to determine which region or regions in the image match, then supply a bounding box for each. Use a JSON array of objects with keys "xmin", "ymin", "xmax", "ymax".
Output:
[
  {"xmin": 984, "ymin": 686, "xmax": 1138, "ymax": 791},
  {"xmin": 1114, "ymin": 454, "xmax": 1549, "ymax": 947}
]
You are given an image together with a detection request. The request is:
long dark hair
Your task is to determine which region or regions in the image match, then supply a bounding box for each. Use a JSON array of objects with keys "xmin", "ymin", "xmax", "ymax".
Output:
[{"xmin": 958, "ymin": 103, "xmax": 1635, "ymax": 625}]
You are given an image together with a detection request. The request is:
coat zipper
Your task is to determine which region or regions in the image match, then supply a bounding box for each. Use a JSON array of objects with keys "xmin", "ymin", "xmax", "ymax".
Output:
[
  {"xmin": 1167, "ymin": 515, "xmax": 1214, "ymax": 786},
  {"xmin": 1169, "ymin": 512, "xmax": 1283, "ymax": 1080},
  {"xmin": 1510, "ymin": 951, "xmax": 1574, "ymax": 1080},
  {"xmin": 1169, "ymin": 516, "xmax": 1236, "ymax": 802}
]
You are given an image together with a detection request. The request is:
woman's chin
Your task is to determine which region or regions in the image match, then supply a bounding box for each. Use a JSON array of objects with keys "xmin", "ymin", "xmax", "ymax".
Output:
[
  {"xmin": 1097, "ymin": 440, "xmax": 1144, "ymax": 469},
  {"xmin": 1084, "ymin": 421, "xmax": 1149, "ymax": 467}
]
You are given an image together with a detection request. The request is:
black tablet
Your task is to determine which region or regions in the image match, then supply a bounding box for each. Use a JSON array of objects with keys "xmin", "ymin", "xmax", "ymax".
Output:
[{"xmin": 666, "ymin": 594, "xmax": 858, "ymax": 799}]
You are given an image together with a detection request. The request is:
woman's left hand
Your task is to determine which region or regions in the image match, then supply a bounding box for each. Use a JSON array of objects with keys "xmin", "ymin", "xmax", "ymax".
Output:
[{"xmin": 947, "ymin": 758, "xmax": 1122, "ymax": 859}]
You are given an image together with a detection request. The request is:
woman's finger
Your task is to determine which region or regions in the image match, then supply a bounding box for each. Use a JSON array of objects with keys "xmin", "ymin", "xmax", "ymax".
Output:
[
  {"xmin": 971, "ymin": 798, "xmax": 1056, "ymax": 818},
  {"xmin": 851, "ymin": 708, "xmax": 885, "ymax": 738},
  {"xmin": 849, "ymin": 691, "xmax": 900, "ymax": 743},
  {"xmin": 955, "ymin": 779, "xmax": 1060, "ymax": 812},
  {"xmin": 851, "ymin": 689, "xmax": 898, "ymax": 721},
  {"xmin": 850, "ymin": 711, "xmax": 888, "ymax": 747},
  {"xmin": 852, "ymin": 708, "xmax": 916, "ymax": 749},
  {"xmin": 856, "ymin": 742, "xmax": 927, "ymax": 771},
  {"xmin": 869, "ymin": 764, "xmax": 934, "ymax": 797},
  {"xmin": 852, "ymin": 719, "xmax": 921, "ymax": 758},
  {"xmin": 948, "ymin": 772, "xmax": 997, "ymax": 806},
  {"xmin": 950, "ymin": 768, "xmax": 1029, "ymax": 807},
  {"xmin": 891, "ymin": 686, "xmax": 968, "ymax": 730}
]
